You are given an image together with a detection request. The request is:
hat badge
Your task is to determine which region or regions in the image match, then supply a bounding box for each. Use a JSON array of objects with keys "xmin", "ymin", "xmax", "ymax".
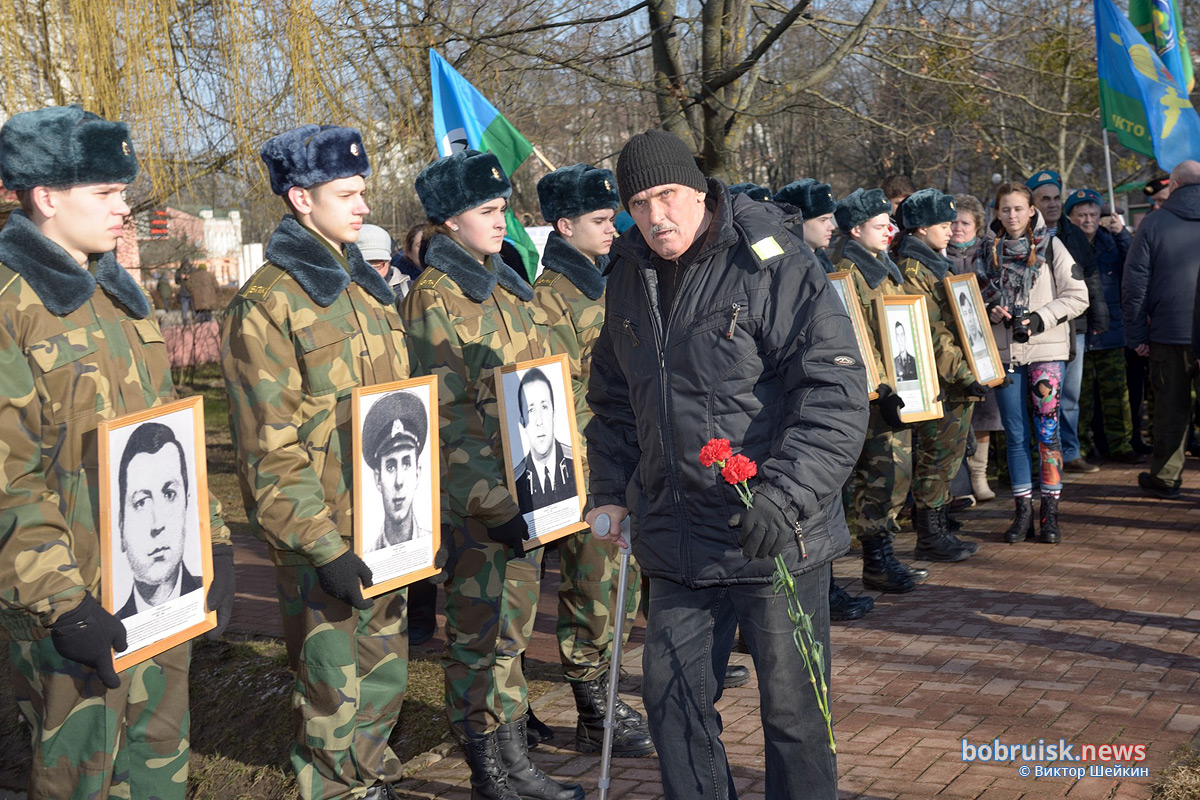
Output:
[
  {"xmin": 121, "ymin": 141, "xmax": 131, "ymax": 156},
  {"xmin": 1039, "ymin": 172, "xmax": 1050, "ymax": 181},
  {"xmin": 351, "ymin": 142, "xmax": 360, "ymax": 156},
  {"xmin": 389, "ymin": 419, "xmax": 406, "ymax": 439},
  {"xmin": 604, "ymin": 179, "xmax": 612, "ymax": 191},
  {"xmin": 491, "ymin": 167, "xmax": 502, "ymax": 181}
]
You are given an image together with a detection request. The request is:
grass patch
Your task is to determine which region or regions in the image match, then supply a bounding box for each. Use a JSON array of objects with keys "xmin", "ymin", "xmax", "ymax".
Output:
[{"xmin": 1153, "ymin": 746, "xmax": 1200, "ymax": 799}]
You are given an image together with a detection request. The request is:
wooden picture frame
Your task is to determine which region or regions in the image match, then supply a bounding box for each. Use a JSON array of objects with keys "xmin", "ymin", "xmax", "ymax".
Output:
[
  {"xmin": 827, "ymin": 271, "xmax": 881, "ymax": 400},
  {"xmin": 494, "ymin": 354, "xmax": 588, "ymax": 548},
  {"xmin": 944, "ymin": 273, "xmax": 1005, "ymax": 388},
  {"xmin": 99, "ymin": 396, "xmax": 215, "ymax": 672},
  {"xmin": 877, "ymin": 295, "xmax": 944, "ymax": 423},
  {"xmin": 352, "ymin": 376, "xmax": 441, "ymax": 598}
]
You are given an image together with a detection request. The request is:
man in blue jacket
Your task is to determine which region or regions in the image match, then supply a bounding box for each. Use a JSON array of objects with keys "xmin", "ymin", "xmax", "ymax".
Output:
[
  {"xmin": 1123, "ymin": 160, "xmax": 1200, "ymax": 498},
  {"xmin": 584, "ymin": 130, "xmax": 868, "ymax": 800}
]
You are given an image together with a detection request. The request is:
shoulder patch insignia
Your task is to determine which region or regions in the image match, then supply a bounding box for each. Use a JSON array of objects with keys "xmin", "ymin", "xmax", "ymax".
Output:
[
  {"xmin": 238, "ymin": 264, "xmax": 285, "ymax": 301},
  {"xmin": 414, "ymin": 271, "xmax": 447, "ymax": 290},
  {"xmin": 904, "ymin": 263, "xmax": 920, "ymax": 278},
  {"xmin": 751, "ymin": 236, "xmax": 785, "ymax": 261},
  {"xmin": 834, "ymin": 355, "xmax": 856, "ymax": 366}
]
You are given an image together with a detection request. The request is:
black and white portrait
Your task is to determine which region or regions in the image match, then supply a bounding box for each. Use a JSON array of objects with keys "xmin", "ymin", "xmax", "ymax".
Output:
[
  {"xmin": 891, "ymin": 320, "xmax": 919, "ymax": 382},
  {"xmin": 958, "ymin": 290, "xmax": 986, "ymax": 353},
  {"xmin": 102, "ymin": 398, "xmax": 212, "ymax": 666},
  {"xmin": 497, "ymin": 355, "xmax": 586, "ymax": 546},
  {"xmin": 513, "ymin": 367, "xmax": 577, "ymax": 515}
]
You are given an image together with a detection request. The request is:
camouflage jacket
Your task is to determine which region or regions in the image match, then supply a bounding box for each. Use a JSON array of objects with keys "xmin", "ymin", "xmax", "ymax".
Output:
[
  {"xmin": 836, "ymin": 238, "xmax": 908, "ymax": 395},
  {"xmin": 221, "ymin": 216, "xmax": 407, "ymax": 567},
  {"xmin": 0, "ymin": 211, "xmax": 227, "ymax": 639},
  {"xmin": 896, "ymin": 235, "xmax": 976, "ymax": 395},
  {"xmin": 532, "ymin": 233, "xmax": 606, "ymax": 483},
  {"xmin": 401, "ymin": 234, "xmax": 546, "ymax": 530}
]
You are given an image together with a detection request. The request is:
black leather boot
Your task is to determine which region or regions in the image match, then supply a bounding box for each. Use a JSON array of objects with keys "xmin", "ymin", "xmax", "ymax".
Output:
[
  {"xmin": 1003, "ymin": 497, "xmax": 1035, "ymax": 543},
  {"xmin": 496, "ymin": 717, "xmax": 585, "ymax": 800},
  {"xmin": 1039, "ymin": 495, "xmax": 1061, "ymax": 544},
  {"xmin": 524, "ymin": 706, "xmax": 553, "ymax": 748},
  {"xmin": 571, "ymin": 674, "xmax": 655, "ymax": 757},
  {"xmin": 913, "ymin": 508, "xmax": 972, "ymax": 562},
  {"xmin": 903, "ymin": 562, "xmax": 931, "ymax": 583},
  {"xmin": 938, "ymin": 507, "xmax": 978, "ymax": 556},
  {"xmin": 461, "ymin": 733, "xmax": 519, "ymax": 800},
  {"xmin": 829, "ymin": 578, "xmax": 874, "ymax": 621},
  {"xmin": 862, "ymin": 535, "xmax": 915, "ymax": 593}
]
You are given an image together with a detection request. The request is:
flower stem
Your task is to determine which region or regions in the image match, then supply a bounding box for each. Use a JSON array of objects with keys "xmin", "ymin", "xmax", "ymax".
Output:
[{"xmin": 773, "ymin": 554, "xmax": 836, "ymax": 753}]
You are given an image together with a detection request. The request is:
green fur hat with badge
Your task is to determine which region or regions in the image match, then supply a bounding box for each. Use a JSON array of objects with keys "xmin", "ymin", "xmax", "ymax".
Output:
[
  {"xmin": 834, "ymin": 188, "xmax": 891, "ymax": 233},
  {"xmin": 537, "ymin": 164, "xmax": 619, "ymax": 224},
  {"xmin": 0, "ymin": 105, "xmax": 139, "ymax": 191},
  {"xmin": 897, "ymin": 188, "xmax": 956, "ymax": 229},
  {"xmin": 416, "ymin": 150, "xmax": 512, "ymax": 223}
]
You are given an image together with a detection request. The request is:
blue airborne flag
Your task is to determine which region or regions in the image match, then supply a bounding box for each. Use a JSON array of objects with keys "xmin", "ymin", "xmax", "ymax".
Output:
[
  {"xmin": 429, "ymin": 50, "xmax": 538, "ymax": 279},
  {"xmin": 1096, "ymin": 0, "xmax": 1200, "ymax": 169}
]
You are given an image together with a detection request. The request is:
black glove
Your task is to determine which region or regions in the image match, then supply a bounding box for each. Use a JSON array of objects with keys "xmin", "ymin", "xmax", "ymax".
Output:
[
  {"xmin": 965, "ymin": 380, "xmax": 989, "ymax": 398},
  {"xmin": 486, "ymin": 514, "xmax": 527, "ymax": 559},
  {"xmin": 315, "ymin": 551, "xmax": 373, "ymax": 610},
  {"xmin": 729, "ymin": 491, "xmax": 794, "ymax": 561},
  {"xmin": 1012, "ymin": 312, "xmax": 1044, "ymax": 342},
  {"xmin": 999, "ymin": 374, "xmax": 1013, "ymax": 389},
  {"xmin": 49, "ymin": 593, "xmax": 127, "ymax": 690},
  {"xmin": 876, "ymin": 385, "xmax": 906, "ymax": 429},
  {"xmin": 204, "ymin": 545, "xmax": 236, "ymax": 641}
]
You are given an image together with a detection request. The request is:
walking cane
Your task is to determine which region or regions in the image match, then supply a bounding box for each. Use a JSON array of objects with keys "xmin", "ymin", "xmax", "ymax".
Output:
[{"xmin": 593, "ymin": 512, "xmax": 633, "ymax": 800}]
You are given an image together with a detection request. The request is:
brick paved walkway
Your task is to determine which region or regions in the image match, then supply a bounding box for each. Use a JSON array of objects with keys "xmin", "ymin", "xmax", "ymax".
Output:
[{"xmin": 228, "ymin": 459, "xmax": 1200, "ymax": 799}]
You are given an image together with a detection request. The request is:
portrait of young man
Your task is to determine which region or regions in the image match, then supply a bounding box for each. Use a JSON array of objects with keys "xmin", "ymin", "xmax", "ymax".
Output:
[
  {"xmin": 361, "ymin": 390, "xmax": 432, "ymax": 551},
  {"xmin": 893, "ymin": 320, "xmax": 919, "ymax": 381},
  {"xmin": 513, "ymin": 366, "xmax": 576, "ymax": 515},
  {"xmin": 115, "ymin": 421, "xmax": 201, "ymax": 621}
]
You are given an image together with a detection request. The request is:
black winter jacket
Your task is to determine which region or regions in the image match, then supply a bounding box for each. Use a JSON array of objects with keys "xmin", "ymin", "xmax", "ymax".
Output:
[
  {"xmin": 1057, "ymin": 216, "xmax": 1109, "ymax": 338},
  {"xmin": 1123, "ymin": 183, "xmax": 1200, "ymax": 347},
  {"xmin": 585, "ymin": 181, "xmax": 869, "ymax": 587}
]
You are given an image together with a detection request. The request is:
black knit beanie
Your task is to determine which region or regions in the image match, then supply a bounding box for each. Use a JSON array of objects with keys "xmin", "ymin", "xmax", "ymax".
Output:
[{"xmin": 616, "ymin": 130, "xmax": 707, "ymax": 208}]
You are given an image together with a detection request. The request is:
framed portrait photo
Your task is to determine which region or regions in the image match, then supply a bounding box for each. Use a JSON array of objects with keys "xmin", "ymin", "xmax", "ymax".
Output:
[
  {"xmin": 352, "ymin": 376, "xmax": 441, "ymax": 599},
  {"xmin": 877, "ymin": 295, "xmax": 944, "ymax": 423},
  {"xmin": 944, "ymin": 273, "xmax": 1005, "ymax": 388},
  {"xmin": 827, "ymin": 271, "xmax": 881, "ymax": 400},
  {"xmin": 494, "ymin": 354, "xmax": 588, "ymax": 548},
  {"xmin": 99, "ymin": 396, "xmax": 214, "ymax": 672}
]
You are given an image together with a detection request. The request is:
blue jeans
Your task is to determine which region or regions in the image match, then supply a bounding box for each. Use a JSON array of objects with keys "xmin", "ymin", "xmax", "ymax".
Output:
[
  {"xmin": 642, "ymin": 571, "xmax": 837, "ymax": 800},
  {"xmin": 995, "ymin": 362, "xmax": 1066, "ymax": 496},
  {"xmin": 1059, "ymin": 333, "xmax": 1086, "ymax": 461}
]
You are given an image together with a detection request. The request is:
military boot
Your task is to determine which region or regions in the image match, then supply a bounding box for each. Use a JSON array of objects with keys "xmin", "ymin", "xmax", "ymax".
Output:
[
  {"xmin": 461, "ymin": 733, "xmax": 519, "ymax": 800},
  {"xmin": 1003, "ymin": 497, "xmax": 1035, "ymax": 543},
  {"xmin": 571, "ymin": 673, "xmax": 655, "ymax": 757},
  {"xmin": 496, "ymin": 716, "xmax": 585, "ymax": 800},
  {"xmin": 913, "ymin": 508, "xmax": 973, "ymax": 562},
  {"xmin": 862, "ymin": 535, "xmax": 915, "ymax": 593},
  {"xmin": 939, "ymin": 507, "xmax": 978, "ymax": 555},
  {"xmin": 1039, "ymin": 495, "xmax": 1061, "ymax": 544},
  {"xmin": 883, "ymin": 536, "xmax": 929, "ymax": 583},
  {"xmin": 829, "ymin": 579, "xmax": 874, "ymax": 621}
]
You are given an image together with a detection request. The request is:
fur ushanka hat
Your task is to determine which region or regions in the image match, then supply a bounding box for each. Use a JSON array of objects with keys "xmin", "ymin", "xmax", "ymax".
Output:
[
  {"xmin": 0, "ymin": 105, "xmax": 139, "ymax": 191},
  {"xmin": 537, "ymin": 164, "xmax": 619, "ymax": 224},
  {"xmin": 260, "ymin": 125, "xmax": 371, "ymax": 196},
  {"xmin": 416, "ymin": 150, "xmax": 512, "ymax": 223}
]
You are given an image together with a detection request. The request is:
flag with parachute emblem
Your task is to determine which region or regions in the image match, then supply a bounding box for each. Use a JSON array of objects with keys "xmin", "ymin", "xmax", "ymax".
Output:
[
  {"xmin": 429, "ymin": 49, "xmax": 539, "ymax": 279},
  {"xmin": 1096, "ymin": 0, "xmax": 1200, "ymax": 170},
  {"xmin": 1129, "ymin": 0, "xmax": 1194, "ymax": 93}
]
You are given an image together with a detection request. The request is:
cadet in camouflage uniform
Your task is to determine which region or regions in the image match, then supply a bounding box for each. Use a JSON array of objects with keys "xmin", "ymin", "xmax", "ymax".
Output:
[
  {"xmin": 894, "ymin": 189, "xmax": 987, "ymax": 563},
  {"xmin": 402, "ymin": 150, "xmax": 582, "ymax": 800},
  {"xmin": 221, "ymin": 126, "xmax": 408, "ymax": 800},
  {"xmin": 775, "ymin": 178, "xmax": 875, "ymax": 621},
  {"xmin": 0, "ymin": 105, "xmax": 233, "ymax": 800},
  {"xmin": 531, "ymin": 165, "xmax": 654, "ymax": 757},
  {"xmin": 834, "ymin": 188, "xmax": 929, "ymax": 595}
]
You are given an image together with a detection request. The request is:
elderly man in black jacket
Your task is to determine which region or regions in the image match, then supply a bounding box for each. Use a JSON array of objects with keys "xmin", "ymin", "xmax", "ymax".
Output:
[
  {"xmin": 584, "ymin": 130, "xmax": 868, "ymax": 800},
  {"xmin": 1124, "ymin": 160, "xmax": 1200, "ymax": 499}
]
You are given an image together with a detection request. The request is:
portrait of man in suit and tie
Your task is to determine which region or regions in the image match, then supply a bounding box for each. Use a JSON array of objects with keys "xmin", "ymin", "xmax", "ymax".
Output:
[
  {"xmin": 115, "ymin": 422, "xmax": 202, "ymax": 621},
  {"xmin": 513, "ymin": 367, "xmax": 577, "ymax": 517},
  {"xmin": 892, "ymin": 320, "xmax": 919, "ymax": 382}
]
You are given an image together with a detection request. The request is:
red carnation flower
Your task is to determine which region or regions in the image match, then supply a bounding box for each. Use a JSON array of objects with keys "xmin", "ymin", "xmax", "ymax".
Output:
[
  {"xmin": 699, "ymin": 438, "xmax": 733, "ymax": 468},
  {"xmin": 721, "ymin": 454, "xmax": 757, "ymax": 485}
]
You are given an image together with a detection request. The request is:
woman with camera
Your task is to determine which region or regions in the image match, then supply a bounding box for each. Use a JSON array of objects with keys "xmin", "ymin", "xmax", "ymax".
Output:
[{"xmin": 975, "ymin": 183, "xmax": 1087, "ymax": 545}]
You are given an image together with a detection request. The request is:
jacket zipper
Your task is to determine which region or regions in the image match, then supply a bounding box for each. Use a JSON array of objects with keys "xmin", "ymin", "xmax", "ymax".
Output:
[
  {"xmin": 725, "ymin": 303, "xmax": 741, "ymax": 339},
  {"xmin": 794, "ymin": 521, "xmax": 807, "ymax": 559},
  {"xmin": 622, "ymin": 317, "xmax": 640, "ymax": 346}
]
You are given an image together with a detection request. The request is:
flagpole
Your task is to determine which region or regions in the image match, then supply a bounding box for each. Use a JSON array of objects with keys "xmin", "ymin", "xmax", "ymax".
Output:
[
  {"xmin": 531, "ymin": 146, "xmax": 557, "ymax": 172},
  {"xmin": 1101, "ymin": 126, "xmax": 1119, "ymax": 220}
]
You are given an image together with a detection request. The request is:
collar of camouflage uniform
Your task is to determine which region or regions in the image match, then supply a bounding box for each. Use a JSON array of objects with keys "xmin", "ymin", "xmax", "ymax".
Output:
[
  {"xmin": 263, "ymin": 215, "xmax": 395, "ymax": 308},
  {"xmin": 423, "ymin": 233, "xmax": 533, "ymax": 302},
  {"xmin": 540, "ymin": 232, "xmax": 607, "ymax": 300}
]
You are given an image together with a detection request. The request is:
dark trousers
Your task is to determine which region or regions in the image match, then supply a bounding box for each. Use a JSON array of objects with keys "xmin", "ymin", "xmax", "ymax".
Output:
[
  {"xmin": 1148, "ymin": 343, "xmax": 1200, "ymax": 485},
  {"xmin": 642, "ymin": 570, "xmax": 837, "ymax": 800}
]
